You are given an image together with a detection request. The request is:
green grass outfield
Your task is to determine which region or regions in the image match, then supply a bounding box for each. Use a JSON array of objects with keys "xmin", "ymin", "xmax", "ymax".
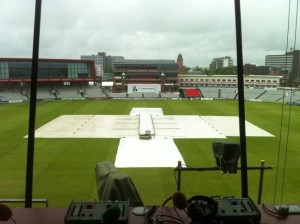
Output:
[{"xmin": 1, "ymin": 99, "xmax": 299, "ymax": 208}]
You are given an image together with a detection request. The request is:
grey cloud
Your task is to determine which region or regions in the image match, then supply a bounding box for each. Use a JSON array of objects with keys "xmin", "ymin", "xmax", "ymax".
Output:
[{"xmin": 0, "ymin": 0, "xmax": 297, "ymax": 67}]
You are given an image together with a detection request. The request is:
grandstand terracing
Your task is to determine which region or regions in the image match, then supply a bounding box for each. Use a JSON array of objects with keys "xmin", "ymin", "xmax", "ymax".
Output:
[{"xmin": 1, "ymin": 85, "xmax": 299, "ymax": 104}]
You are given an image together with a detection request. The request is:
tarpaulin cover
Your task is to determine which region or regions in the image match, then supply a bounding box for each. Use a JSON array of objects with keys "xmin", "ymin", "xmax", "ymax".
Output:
[{"xmin": 95, "ymin": 161, "xmax": 144, "ymax": 206}]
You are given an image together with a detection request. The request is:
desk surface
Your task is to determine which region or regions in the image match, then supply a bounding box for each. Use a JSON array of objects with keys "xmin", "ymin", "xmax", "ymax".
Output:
[{"xmin": 0, "ymin": 205, "xmax": 299, "ymax": 224}]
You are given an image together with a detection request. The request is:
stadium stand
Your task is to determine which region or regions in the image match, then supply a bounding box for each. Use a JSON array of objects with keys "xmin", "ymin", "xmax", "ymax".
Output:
[
  {"xmin": 278, "ymin": 90, "xmax": 300, "ymax": 104},
  {"xmin": 84, "ymin": 85, "xmax": 108, "ymax": 98},
  {"xmin": 37, "ymin": 86, "xmax": 56, "ymax": 99},
  {"xmin": 256, "ymin": 89, "xmax": 285, "ymax": 101},
  {"xmin": 160, "ymin": 92, "xmax": 179, "ymax": 98},
  {"xmin": 107, "ymin": 92, "xmax": 127, "ymax": 98},
  {"xmin": 143, "ymin": 92, "xmax": 160, "ymax": 98},
  {"xmin": 0, "ymin": 88, "xmax": 27, "ymax": 101},
  {"xmin": 289, "ymin": 90, "xmax": 300, "ymax": 103},
  {"xmin": 200, "ymin": 87, "xmax": 220, "ymax": 99},
  {"xmin": 55, "ymin": 86, "xmax": 82, "ymax": 98},
  {"xmin": 217, "ymin": 88, "xmax": 237, "ymax": 99},
  {"xmin": 198, "ymin": 87, "xmax": 297, "ymax": 102},
  {"xmin": 1, "ymin": 84, "xmax": 299, "ymax": 105},
  {"xmin": 244, "ymin": 88, "xmax": 267, "ymax": 100},
  {"xmin": 127, "ymin": 92, "xmax": 144, "ymax": 98},
  {"xmin": 185, "ymin": 89, "xmax": 201, "ymax": 97}
]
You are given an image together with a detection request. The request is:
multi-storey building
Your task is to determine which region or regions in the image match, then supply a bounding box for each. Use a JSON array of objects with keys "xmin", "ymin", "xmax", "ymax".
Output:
[
  {"xmin": 178, "ymin": 74, "xmax": 282, "ymax": 89},
  {"xmin": 265, "ymin": 51, "xmax": 293, "ymax": 73},
  {"xmin": 209, "ymin": 56, "xmax": 233, "ymax": 70},
  {"xmin": 0, "ymin": 58, "xmax": 96, "ymax": 86},
  {"xmin": 112, "ymin": 59, "xmax": 178, "ymax": 93},
  {"xmin": 243, "ymin": 64, "xmax": 281, "ymax": 75},
  {"xmin": 81, "ymin": 52, "xmax": 124, "ymax": 74},
  {"xmin": 265, "ymin": 50, "xmax": 300, "ymax": 82},
  {"xmin": 0, "ymin": 58, "xmax": 96, "ymax": 100}
]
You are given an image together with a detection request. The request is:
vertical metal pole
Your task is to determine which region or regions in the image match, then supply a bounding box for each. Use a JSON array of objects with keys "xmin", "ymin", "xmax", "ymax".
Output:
[
  {"xmin": 177, "ymin": 161, "xmax": 182, "ymax": 191},
  {"xmin": 257, "ymin": 160, "xmax": 265, "ymax": 204},
  {"xmin": 25, "ymin": 0, "xmax": 42, "ymax": 208},
  {"xmin": 234, "ymin": 0, "xmax": 248, "ymax": 198}
]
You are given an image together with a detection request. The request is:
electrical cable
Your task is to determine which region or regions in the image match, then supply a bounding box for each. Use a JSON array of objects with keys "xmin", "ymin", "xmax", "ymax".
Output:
[
  {"xmin": 262, "ymin": 204, "xmax": 287, "ymax": 219},
  {"xmin": 280, "ymin": 0, "xmax": 299, "ymax": 204},
  {"xmin": 155, "ymin": 214, "xmax": 184, "ymax": 224},
  {"xmin": 11, "ymin": 217, "xmax": 16, "ymax": 224},
  {"xmin": 274, "ymin": 0, "xmax": 292, "ymax": 204},
  {"xmin": 143, "ymin": 206, "xmax": 155, "ymax": 224},
  {"xmin": 173, "ymin": 170, "xmax": 178, "ymax": 187},
  {"xmin": 155, "ymin": 192, "xmax": 189, "ymax": 224},
  {"xmin": 159, "ymin": 196, "xmax": 172, "ymax": 215},
  {"xmin": 172, "ymin": 206, "xmax": 185, "ymax": 223}
]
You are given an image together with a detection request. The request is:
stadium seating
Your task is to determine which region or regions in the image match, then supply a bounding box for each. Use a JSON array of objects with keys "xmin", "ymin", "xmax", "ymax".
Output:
[
  {"xmin": 84, "ymin": 85, "xmax": 108, "ymax": 98},
  {"xmin": 160, "ymin": 92, "xmax": 179, "ymax": 98},
  {"xmin": 1, "ymin": 84, "xmax": 298, "ymax": 105},
  {"xmin": 200, "ymin": 87, "xmax": 220, "ymax": 98},
  {"xmin": 0, "ymin": 88, "xmax": 28, "ymax": 101},
  {"xmin": 185, "ymin": 89, "xmax": 201, "ymax": 97},
  {"xmin": 257, "ymin": 89, "xmax": 285, "ymax": 101}
]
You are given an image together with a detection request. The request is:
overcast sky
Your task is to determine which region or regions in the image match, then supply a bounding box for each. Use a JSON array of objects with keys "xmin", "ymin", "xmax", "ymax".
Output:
[{"xmin": 0, "ymin": 0, "xmax": 299, "ymax": 67}]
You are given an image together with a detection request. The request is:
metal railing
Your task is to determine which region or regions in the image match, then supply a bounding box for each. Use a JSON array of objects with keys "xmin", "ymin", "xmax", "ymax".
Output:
[
  {"xmin": 0, "ymin": 199, "xmax": 48, "ymax": 208},
  {"xmin": 174, "ymin": 160, "xmax": 273, "ymax": 204}
]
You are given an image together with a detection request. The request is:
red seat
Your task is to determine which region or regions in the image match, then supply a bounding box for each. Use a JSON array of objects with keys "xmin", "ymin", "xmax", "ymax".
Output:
[{"xmin": 185, "ymin": 89, "xmax": 201, "ymax": 97}]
